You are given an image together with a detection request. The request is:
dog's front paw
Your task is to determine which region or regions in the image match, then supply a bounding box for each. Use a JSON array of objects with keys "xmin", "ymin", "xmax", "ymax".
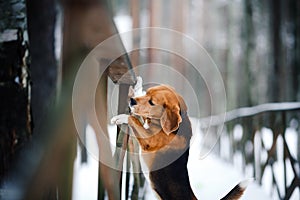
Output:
[{"xmin": 111, "ymin": 114, "xmax": 129, "ymax": 125}]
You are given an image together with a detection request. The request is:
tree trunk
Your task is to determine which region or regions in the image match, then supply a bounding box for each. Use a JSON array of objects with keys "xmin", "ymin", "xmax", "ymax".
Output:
[
  {"xmin": 240, "ymin": 0, "xmax": 254, "ymax": 107},
  {"xmin": 26, "ymin": 0, "xmax": 57, "ymax": 133},
  {"xmin": 0, "ymin": 0, "xmax": 31, "ymax": 184},
  {"xmin": 269, "ymin": 0, "xmax": 282, "ymax": 102}
]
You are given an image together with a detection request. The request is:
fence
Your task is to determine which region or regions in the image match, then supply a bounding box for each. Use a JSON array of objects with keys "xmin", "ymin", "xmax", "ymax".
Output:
[{"xmin": 200, "ymin": 102, "xmax": 300, "ymax": 199}]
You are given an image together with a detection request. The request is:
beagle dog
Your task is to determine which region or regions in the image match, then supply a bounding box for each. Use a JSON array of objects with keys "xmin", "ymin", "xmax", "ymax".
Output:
[{"xmin": 111, "ymin": 84, "xmax": 248, "ymax": 200}]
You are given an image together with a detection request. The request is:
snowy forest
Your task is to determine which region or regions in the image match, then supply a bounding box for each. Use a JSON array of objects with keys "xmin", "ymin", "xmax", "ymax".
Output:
[{"xmin": 0, "ymin": 0, "xmax": 299, "ymax": 199}]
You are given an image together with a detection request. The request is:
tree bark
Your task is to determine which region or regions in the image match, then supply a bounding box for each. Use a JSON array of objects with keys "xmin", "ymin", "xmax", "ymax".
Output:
[
  {"xmin": 26, "ymin": 0, "xmax": 57, "ymax": 133},
  {"xmin": 269, "ymin": 0, "xmax": 282, "ymax": 102},
  {"xmin": 0, "ymin": 0, "xmax": 31, "ymax": 184},
  {"xmin": 240, "ymin": 0, "xmax": 254, "ymax": 107}
]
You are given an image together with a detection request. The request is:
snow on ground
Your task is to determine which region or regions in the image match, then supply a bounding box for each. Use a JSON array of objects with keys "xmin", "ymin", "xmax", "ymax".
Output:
[
  {"xmin": 187, "ymin": 118, "xmax": 271, "ymax": 200},
  {"xmin": 72, "ymin": 125, "xmax": 99, "ymax": 200},
  {"xmin": 188, "ymin": 153, "xmax": 270, "ymax": 200},
  {"xmin": 72, "ymin": 118, "xmax": 275, "ymax": 200}
]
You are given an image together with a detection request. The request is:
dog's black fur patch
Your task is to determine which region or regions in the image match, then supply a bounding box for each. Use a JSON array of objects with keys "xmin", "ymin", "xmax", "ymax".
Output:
[{"xmin": 149, "ymin": 111, "xmax": 196, "ymax": 200}]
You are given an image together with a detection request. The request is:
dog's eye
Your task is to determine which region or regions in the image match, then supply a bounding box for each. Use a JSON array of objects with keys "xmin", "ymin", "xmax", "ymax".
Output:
[{"xmin": 148, "ymin": 100, "xmax": 155, "ymax": 106}]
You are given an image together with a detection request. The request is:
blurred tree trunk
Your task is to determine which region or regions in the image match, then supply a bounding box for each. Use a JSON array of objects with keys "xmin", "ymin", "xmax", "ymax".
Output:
[
  {"xmin": 130, "ymin": 0, "xmax": 140, "ymax": 68},
  {"xmin": 25, "ymin": 1, "xmax": 59, "ymax": 197},
  {"xmin": 149, "ymin": 0, "xmax": 161, "ymax": 66},
  {"xmin": 0, "ymin": 0, "xmax": 31, "ymax": 184},
  {"xmin": 288, "ymin": 0, "xmax": 300, "ymax": 163},
  {"xmin": 26, "ymin": 0, "xmax": 58, "ymax": 133},
  {"xmin": 171, "ymin": 0, "xmax": 188, "ymax": 95},
  {"xmin": 224, "ymin": 2, "xmax": 236, "ymax": 111},
  {"xmin": 269, "ymin": 0, "xmax": 282, "ymax": 102},
  {"xmin": 296, "ymin": 1, "xmax": 300, "ymax": 102},
  {"xmin": 239, "ymin": 0, "xmax": 254, "ymax": 107},
  {"xmin": 287, "ymin": 0, "xmax": 300, "ymax": 102}
]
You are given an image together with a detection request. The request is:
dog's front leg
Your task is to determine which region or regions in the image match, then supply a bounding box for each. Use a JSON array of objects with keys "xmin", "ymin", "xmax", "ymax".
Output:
[
  {"xmin": 128, "ymin": 116, "xmax": 185, "ymax": 152},
  {"xmin": 111, "ymin": 114, "xmax": 151, "ymax": 137},
  {"xmin": 111, "ymin": 114, "xmax": 129, "ymax": 125},
  {"xmin": 128, "ymin": 116, "xmax": 152, "ymax": 136},
  {"xmin": 127, "ymin": 116, "xmax": 157, "ymax": 151},
  {"xmin": 111, "ymin": 115, "xmax": 185, "ymax": 151},
  {"xmin": 111, "ymin": 114, "xmax": 153, "ymax": 151}
]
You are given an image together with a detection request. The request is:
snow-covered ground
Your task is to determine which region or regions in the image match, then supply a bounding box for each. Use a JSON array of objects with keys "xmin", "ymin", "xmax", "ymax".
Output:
[
  {"xmin": 72, "ymin": 119, "xmax": 279, "ymax": 200},
  {"xmin": 72, "ymin": 125, "xmax": 99, "ymax": 200}
]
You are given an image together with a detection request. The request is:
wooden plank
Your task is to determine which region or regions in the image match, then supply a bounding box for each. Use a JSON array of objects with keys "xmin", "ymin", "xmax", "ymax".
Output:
[
  {"xmin": 61, "ymin": 0, "xmax": 136, "ymax": 85},
  {"xmin": 102, "ymin": 58, "xmax": 136, "ymax": 85}
]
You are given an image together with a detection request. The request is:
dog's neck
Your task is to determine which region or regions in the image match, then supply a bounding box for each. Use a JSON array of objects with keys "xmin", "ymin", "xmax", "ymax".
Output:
[{"xmin": 145, "ymin": 118, "xmax": 163, "ymax": 134}]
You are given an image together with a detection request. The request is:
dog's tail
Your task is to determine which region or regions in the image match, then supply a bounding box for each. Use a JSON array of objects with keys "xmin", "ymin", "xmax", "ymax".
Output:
[{"xmin": 220, "ymin": 178, "xmax": 253, "ymax": 200}]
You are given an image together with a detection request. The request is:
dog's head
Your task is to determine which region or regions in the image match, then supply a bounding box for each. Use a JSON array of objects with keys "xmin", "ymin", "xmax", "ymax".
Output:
[{"xmin": 129, "ymin": 85, "xmax": 187, "ymax": 135}]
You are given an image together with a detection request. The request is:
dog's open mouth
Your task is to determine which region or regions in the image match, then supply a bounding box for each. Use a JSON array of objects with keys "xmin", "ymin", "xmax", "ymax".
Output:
[{"xmin": 128, "ymin": 106, "xmax": 151, "ymax": 129}]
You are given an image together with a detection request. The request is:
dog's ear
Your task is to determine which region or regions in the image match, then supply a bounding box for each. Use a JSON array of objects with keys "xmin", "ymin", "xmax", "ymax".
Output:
[{"xmin": 160, "ymin": 104, "xmax": 182, "ymax": 135}]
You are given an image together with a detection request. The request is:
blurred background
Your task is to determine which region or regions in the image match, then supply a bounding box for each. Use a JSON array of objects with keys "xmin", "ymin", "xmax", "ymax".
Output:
[{"xmin": 0, "ymin": 0, "xmax": 299, "ymax": 199}]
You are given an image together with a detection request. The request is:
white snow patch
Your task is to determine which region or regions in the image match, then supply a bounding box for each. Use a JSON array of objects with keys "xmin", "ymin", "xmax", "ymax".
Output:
[
  {"xmin": 285, "ymin": 127, "xmax": 298, "ymax": 159},
  {"xmin": 72, "ymin": 126, "xmax": 99, "ymax": 200},
  {"xmin": 233, "ymin": 124, "xmax": 243, "ymax": 141},
  {"xmin": 261, "ymin": 127, "xmax": 273, "ymax": 150}
]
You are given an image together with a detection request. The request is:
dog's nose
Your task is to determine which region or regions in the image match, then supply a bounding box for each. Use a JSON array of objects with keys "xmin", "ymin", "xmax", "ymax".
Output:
[{"xmin": 130, "ymin": 98, "xmax": 137, "ymax": 106}]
